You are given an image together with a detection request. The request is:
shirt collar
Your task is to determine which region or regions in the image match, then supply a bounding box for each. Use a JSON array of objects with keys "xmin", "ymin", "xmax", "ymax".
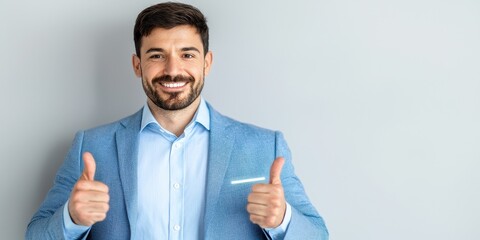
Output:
[{"xmin": 140, "ymin": 97, "xmax": 210, "ymax": 134}]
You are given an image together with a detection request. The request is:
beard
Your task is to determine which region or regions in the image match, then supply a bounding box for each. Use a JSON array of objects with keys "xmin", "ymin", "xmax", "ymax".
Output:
[{"xmin": 142, "ymin": 74, "xmax": 204, "ymax": 111}]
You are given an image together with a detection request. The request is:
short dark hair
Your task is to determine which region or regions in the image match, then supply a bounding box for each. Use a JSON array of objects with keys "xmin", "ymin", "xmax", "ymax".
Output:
[{"xmin": 133, "ymin": 2, "xmax": 209, "ymax": 57}]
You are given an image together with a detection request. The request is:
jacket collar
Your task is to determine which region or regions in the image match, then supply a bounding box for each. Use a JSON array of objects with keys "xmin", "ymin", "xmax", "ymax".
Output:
[
  {"xmin": 116, "ymin": 102, "xmax": 236, "ymax": 238},
  {"xmin": 117, "ymin": 110, "xmax": 142, "ymax": 238},
  {"xmin": 203, "ymin": 103, "xmax": 236, "ymax": 236}
]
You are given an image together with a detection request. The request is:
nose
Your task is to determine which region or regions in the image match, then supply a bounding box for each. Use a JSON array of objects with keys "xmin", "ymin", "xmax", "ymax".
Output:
[{"xmin": 164, "ymin": 56, "xmax": 182, "ymax": 76}]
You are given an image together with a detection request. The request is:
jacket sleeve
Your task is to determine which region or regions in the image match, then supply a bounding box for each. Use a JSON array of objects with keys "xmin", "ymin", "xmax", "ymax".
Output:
[
  {"xmin": 26, "ymin": 131, "xmax": 85, "ymax": 240},
  {"xmin": 274, "ymin": 131, "xmax": 329, "ymax": 240}
]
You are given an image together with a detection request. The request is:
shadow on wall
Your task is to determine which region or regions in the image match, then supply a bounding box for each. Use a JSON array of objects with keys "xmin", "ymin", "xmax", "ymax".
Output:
[
  {"xmin": 30, "ymin": 19, "xmax": 145, "ymax": 219},
  {"xmin": 93, "ymin": 20, "xmax": 145, "ymax": 125},
  {"xmin": 29, "ymin": 138, "xmax": 71, "ymax": 215}
]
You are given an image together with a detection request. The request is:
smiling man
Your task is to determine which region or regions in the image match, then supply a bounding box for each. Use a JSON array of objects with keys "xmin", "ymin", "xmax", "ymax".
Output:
[{"xmin": 26, "ymin": 2, "xmax": 328, "ymax": 240}]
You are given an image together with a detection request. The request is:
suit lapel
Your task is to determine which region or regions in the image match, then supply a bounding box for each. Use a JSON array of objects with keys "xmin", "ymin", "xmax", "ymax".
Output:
[
  {"xmin": 114, "ymin": 105, "xmax": 236, "ymax": 237},
  {"xmin": 204, "ymin": 105, "xmax": 236, "ymax": 236},
  {"xmin": 116, "ymin": 110, "xmax": 142, "ymax": 238}
]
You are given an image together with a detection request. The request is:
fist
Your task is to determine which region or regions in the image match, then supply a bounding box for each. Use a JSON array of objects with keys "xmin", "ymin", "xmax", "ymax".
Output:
[
  {"xmin": 247, "ymin": 157, "xmax": 287, "ymax": 228},
  {"xmin": 68, "ymin": 152, "xmax": 110, "ymax": 226}
]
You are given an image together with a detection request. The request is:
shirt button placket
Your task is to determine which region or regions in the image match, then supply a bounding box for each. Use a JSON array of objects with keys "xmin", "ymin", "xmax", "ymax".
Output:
[
  {"xmin": 174, "ymin": 225, "xmax": 181, "ymax": 231},
  {"xmin": 170, "ymin": 140, "xmax": 184, "ymax": 240}
]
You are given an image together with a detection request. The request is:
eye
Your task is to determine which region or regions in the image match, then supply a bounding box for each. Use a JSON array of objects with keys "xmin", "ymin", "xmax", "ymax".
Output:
[
  {"xmin": 150, "ymin": 54, "xmax": 164, "ymax": 60},
  {"xmin": 183, "ymin": 53, "xmax": 195, "ymax": 59}
]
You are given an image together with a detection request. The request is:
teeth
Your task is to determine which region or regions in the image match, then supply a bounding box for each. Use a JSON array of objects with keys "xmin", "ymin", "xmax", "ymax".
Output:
[{"xmin": 161, "ymin": 82, "xmax": 187, "ymax": 88}]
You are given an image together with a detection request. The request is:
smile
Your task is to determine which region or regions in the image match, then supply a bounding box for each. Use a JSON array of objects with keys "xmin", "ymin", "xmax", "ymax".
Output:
[{"xmin": 160, "ymin": 82, "xmax": 187, "ymax": 88}]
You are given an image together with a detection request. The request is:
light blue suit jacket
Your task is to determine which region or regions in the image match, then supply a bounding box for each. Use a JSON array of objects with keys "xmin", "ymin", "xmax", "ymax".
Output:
[{"xmin": 26, "ymin": 104, "xmax": 328, "ymax": 239}]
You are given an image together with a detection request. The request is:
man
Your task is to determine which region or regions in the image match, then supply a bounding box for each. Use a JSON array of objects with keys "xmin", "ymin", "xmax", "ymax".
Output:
[{"xmin": 26, "ymin": 2, "xmax": 328, "ymax": 239}]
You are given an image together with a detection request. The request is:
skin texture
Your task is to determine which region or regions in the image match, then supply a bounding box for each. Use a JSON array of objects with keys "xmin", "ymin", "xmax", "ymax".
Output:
[
  {"xmin": 131, "ymin": 25, "xmax": 212, "ymax": 136},
  {"xmin": 247, "ymin": 157, "xmax": 287, "ymax": 228},
  {"xmin": 68, "ymin": 152, "xmax": 110, "ymax": 226}
]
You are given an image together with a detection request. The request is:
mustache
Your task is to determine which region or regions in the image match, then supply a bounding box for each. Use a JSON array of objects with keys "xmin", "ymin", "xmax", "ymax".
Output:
[{"xmin": 152, "ymin": 75, "xmax": 194, "ymax": 84}]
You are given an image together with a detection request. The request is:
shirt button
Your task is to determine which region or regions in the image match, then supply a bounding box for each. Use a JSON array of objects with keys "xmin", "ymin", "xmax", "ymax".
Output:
[
  {"xmin": 174, "ymin": 142, "xmax": 183, "ymax": 148},
  {"xmin": 173, "ymin": 183, "xmax": 180, "ymax": 189},
  {"xmin": 173, "ymin": 225, "xmax": 181, "ymax": 231}
]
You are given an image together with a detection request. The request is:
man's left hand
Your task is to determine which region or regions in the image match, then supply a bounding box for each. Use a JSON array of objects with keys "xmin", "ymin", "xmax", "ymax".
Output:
[{"xmin": 247, "ymin": 157, "xmax": 286, "ymax": 228}]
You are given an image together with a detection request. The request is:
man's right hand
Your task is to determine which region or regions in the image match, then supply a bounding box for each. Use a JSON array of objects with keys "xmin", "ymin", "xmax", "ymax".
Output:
[{"xmin": 68, "ymin": 152, "xmax": 110, "ymax": 226}]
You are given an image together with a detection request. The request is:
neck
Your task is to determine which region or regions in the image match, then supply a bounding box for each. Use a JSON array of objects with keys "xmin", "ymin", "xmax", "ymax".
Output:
[{"xmin": 147, "ymin": 97, "xmax": 201, "ymax": 137}]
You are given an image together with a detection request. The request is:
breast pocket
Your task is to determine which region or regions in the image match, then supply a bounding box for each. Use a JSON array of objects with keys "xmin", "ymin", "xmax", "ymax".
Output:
[{"xmin": 219, "ymin": 176, "xmax": 267, "ymax": 215}]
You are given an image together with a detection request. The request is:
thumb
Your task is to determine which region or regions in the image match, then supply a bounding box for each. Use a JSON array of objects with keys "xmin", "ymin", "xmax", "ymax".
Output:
[
  {"xmin": 269, "ymin": 157, "xmax": 285, "ymax": 185},
  {"xmin": 81, "ymin": 152, "xmax": 96, "ymax": 181}
]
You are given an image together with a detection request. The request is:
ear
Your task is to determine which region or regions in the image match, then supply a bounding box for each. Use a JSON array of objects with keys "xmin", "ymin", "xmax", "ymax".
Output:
[
  {"xmin": 132, "ymin": 54, "xmax": 142, "ymax": 77},
  {"xmin": 203, "ymin": 51, "xmax": 213, "ymax": 76}
]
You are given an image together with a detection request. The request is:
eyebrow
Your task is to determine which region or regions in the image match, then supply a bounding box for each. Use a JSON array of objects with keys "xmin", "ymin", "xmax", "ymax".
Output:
[
  {"xmin": 145, "ymin": 47, "xmax": 201, "ymax": 54},
  {"xmin": 181, "ymin": 47, "xmax": 201, "ymax": 53},
  {"xmin": 145, "ymin": 48, "xmax": 164, "ymax": 54}
]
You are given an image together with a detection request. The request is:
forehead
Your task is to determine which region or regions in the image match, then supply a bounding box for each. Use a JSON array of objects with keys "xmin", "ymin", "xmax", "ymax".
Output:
[{"xmin": 140, "ymin": 25, "xmax": 203, "ymax": 52}]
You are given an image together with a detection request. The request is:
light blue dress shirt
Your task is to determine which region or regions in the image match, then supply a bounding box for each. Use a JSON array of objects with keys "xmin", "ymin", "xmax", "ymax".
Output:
[
  {"xmin": 62, "ymin": 97, "xmax": 291, "ymax": 239},
  {"xmin": 135, "ymin": 98, "xmax": 210, "ymax": 239}
]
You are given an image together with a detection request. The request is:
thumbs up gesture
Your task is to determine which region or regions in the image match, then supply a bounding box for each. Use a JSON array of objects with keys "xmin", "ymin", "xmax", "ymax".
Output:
[
  {"xmin": 247, "ymin": 157, "xmax": 286, "ymax": 228},
  {"xmin": 68, "ymin": 152, "xmax": 110, "ymax": 226}
]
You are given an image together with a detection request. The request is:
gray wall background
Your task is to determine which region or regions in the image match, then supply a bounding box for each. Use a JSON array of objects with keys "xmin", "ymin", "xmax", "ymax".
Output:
[{"xmin": 1, "ymin": 0, "xmax": 479, "ymax": 239}]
